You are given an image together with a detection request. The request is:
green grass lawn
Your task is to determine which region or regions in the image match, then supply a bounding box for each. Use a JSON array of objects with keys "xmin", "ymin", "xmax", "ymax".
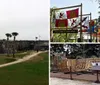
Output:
[
  {"xmin": 0, "ymin": 50, "xmax": 34, "ymax": 64},
  {"xmin": 0, "ymin": 52, "xmax": 48, "ymax": 85},
  {"xmin": 0, "ymin": 57, "xmax": 16, "ymax": 64},
  {"xmin": 7, "ymin": 50, "xmax": 33, "ymax": 58},
  {"xmin": 13, "ymin": 50, "xmax": 33, "ymax": 58}
]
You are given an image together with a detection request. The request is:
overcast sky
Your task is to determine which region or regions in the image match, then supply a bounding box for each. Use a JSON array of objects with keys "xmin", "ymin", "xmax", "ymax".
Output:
[
  {"xmin": 0, "ymin": 0, "xmax": 49, "ymax": 40},
  {"xmin": 51, "ymin": 0, "xmax": 99, "ymax": 19}
]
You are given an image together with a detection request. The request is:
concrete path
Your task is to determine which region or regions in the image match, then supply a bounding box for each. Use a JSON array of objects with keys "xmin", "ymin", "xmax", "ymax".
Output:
[
  {"xmin": 51, "ymin": 72, "xmax": 100, "ymax": 83},
  {"xmin": 51, "ymin": 78, "xmax": 99, "ymax": 85},
  {"xmin": 0, "ymin": 51, "xmax": 44, "ymax": 68}
]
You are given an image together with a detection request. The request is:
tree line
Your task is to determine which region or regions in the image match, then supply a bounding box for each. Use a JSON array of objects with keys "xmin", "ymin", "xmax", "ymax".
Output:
[{"xmin": 51, "ymin": 44, "xmax": 100, "ymax": 59}]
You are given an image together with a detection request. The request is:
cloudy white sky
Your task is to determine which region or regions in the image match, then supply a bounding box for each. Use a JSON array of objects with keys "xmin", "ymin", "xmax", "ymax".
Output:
[
  {"xmin": 0, "ymin": 0, "xmax": 49, "ymax": 40},
  {"xmin": 51, "ymin": 0, "xmax": 99, "ymax": 19}
]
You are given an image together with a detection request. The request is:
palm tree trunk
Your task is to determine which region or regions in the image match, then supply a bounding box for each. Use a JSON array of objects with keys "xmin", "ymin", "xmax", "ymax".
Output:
[
  {"xmin": 13, "ymin": 36, "xmax": 15, "ymax": 58},
  {"xmin": 7, "ymin": 37, "xmax": 9, "ymax": 57}
]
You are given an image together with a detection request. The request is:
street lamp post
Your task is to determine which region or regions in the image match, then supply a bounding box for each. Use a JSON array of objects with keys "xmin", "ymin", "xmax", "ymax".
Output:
[{"xmin": 35, "ymin": 37, "xmax": 38, "ymax": 52}]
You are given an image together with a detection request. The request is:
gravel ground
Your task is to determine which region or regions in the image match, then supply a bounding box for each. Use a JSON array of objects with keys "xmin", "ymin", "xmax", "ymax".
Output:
[{"xmin": 50, "ymin": 78, "xmax": 100, "ymax": 85}]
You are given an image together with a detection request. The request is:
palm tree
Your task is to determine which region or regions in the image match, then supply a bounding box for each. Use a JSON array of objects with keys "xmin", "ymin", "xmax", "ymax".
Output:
[
  {"xmin": 12, "ymin": 32, "xmax": 18, "ymax": 58},
  {"xmin": 5, "ymin": 33, "xmax": 12, "ymax": 57}
]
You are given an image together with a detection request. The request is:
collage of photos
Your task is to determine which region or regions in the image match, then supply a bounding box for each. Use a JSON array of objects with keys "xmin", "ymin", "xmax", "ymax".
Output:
[
  {"xmin": 50, "ymin": 0, "xmax": 100, "ymax": 85},
  {"xmin": 1, "ymin": 0, "xmax": 100, "ymax": 85}
]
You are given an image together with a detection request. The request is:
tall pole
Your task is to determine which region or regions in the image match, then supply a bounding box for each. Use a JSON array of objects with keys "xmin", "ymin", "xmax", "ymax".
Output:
[
  {"xmin": 50, "ymin": 9, "xmax": 52, "ymax": 42},
  {"xmin": 90, "ymin": 13, "xmax": 92, "ymax": 42},
  {"xmin": 80, "ymin": 3, "xmax": 83, "ymax": 42},
  {"xmin": 35, "ymin": 37, "xmax": 38, "ymax": 52},
  {"xmin": 50, "ymin": 9, "xmax": 53, "ymax": 42},
  {"xmin": 96, "ymin": 19, "xmax": 98, "ymax": 42}
]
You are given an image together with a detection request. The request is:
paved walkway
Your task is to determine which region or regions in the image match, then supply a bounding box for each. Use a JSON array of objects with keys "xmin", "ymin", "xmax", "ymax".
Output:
[
  {"xmin": 51, "ymin": 72, "xmax": 100, "ymax": 83},
  {"xmin": 51, "ymin": 77, "xmax": 100, "ymax": 85},
  {"xmin": 0, "ymin": 51, "xmax": 44, "ymax": 68}
]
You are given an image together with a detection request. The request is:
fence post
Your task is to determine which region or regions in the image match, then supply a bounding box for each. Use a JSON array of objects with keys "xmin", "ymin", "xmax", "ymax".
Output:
[{"xmin": 70, "ymin": 66, "xmax": 73, "ymax": 80}]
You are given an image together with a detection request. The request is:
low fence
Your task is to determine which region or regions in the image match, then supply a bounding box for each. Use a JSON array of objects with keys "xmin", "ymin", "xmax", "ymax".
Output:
[{"xmin": 55, "ymin": 58, "xmax": 100, "ymax": 72}]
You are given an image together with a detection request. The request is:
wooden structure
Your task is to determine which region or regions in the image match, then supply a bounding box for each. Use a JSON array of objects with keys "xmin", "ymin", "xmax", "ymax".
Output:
[
  {"xmin": 50, "ymin": 4, "xmax": 94, "ymax": 42},
  {"xmin": 57, "ymin": 58, "xmax": 100, "ymax": 73},
  {"xmin": 50, "ymin": 4, "xmax": 83, "ymax": 42}
]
